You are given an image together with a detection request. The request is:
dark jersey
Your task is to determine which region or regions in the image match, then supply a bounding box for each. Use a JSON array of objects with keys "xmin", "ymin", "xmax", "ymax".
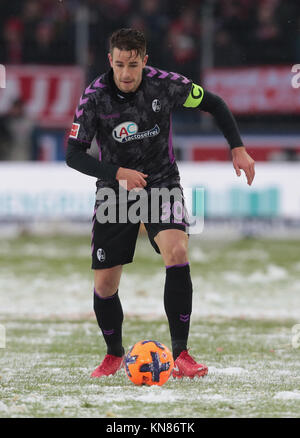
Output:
[{"xmin": 68, "ymin": 67, "xmax": 193, "ymax": 191}]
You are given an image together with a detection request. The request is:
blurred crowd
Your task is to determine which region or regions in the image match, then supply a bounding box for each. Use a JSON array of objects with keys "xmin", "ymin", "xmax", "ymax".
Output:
[
  {"xmin": 0, "ymin": 0, "xmax": 299, "ymax": 162},
  {"xmin": 0, "ymin": 0, "xmax": 299, "ymax": 78}
]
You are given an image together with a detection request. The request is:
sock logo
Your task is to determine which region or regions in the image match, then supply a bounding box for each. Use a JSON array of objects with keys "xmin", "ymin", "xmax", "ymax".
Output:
[
  {"xmin": 179, "ymin": 314, "xmax": 190, "ymax": 323},
  {"xmin": 97, "ymin": 248, "xmax": 106, "ymax": 262},
  {"xmin": 103, "ymin": 329, "xmax": 114, "ymax": 335}
]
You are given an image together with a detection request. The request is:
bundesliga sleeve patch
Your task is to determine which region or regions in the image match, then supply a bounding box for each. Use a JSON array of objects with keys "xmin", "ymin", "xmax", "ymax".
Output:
[{"xmin": 69, "ymin": 123, "xmax": 80, "ymax": 139}]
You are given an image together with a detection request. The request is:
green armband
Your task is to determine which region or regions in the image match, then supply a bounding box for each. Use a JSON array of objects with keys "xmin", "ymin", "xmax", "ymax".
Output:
[{"xmin": 183, "ymin": 83, "xmax": 204, "ymax": 108}]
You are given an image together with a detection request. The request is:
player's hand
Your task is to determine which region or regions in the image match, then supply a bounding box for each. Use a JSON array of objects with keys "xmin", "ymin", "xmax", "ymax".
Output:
[
  {"xmin": 231, "ymin": 146, "xmax": 255, "ymax": 186},
  {"xmin": 116, "ymin": 167, "xmax": 148, "ymax": 191}
]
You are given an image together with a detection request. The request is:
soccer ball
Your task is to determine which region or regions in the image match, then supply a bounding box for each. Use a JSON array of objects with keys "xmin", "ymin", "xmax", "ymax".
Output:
[{"xmin": 124, "ymin": 340, "xmax": 174, "ymax": 386}]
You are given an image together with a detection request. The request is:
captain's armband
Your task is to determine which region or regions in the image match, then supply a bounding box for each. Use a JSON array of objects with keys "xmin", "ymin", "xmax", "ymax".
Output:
[{"xmin": 183, "ymin": 83, "xmax": 204, "ymax": 108}]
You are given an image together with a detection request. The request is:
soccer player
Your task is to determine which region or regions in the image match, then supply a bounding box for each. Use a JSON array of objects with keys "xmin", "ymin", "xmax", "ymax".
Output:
[{"xmin": 66, "ymin": 28, "xmax": 255, "ymax": 379}]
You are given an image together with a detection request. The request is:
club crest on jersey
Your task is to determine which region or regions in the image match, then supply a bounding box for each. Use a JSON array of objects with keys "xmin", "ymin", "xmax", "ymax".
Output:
[
  {"xmin": 97, "ymin": 248, "xmax": 106, "ymax": 262},
  {"xmin": 112, "ymin": 121, "xmax": 160, "ymax": 143},
  {"xmin": 70, "ymin": 123, "xmax": 80, "ymax": 139},
  {"xmin": 152, "ymin": 99, "xmax": 161, "ymax": 112}
]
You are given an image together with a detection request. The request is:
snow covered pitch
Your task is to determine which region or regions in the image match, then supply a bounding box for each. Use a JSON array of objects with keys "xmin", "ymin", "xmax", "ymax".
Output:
[{"xmin": 0, "ymin": 234, "xmax": 299, "ymax": 417}]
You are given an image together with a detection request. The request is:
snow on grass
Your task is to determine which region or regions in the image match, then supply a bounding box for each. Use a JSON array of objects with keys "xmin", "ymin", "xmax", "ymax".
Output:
[
  {"xmin": 0, "ymin": 235, "xmax": 300, "ymax": 320},
  {"xmin": 1, "ymin": 316, "xmax": 300, "ymax": 418},
  {"xmin": 209, "ymin": 367, "xmax": 248, "ymax": 375},
  {"xmin": 274, "ymin": 391, "xmax": 300, "ymax": 400},
  {"xmin": 0, "ymin": 265, "xmax": 299, "ymax": 320},
  {"xmin": 1, "ymin": 236, "xmax": 300, "ymax": 417}
]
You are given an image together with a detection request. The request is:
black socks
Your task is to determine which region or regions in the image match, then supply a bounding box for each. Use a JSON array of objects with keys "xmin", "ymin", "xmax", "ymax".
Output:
[
  {"xmin": 93, "ymin": 289, "xmax": 124, "ymax": 357},
  {"xmin": 164, "ymin": 263, "xmax": 193, "ymax": 360},
  {"xmin": 93, "ymin": 263, "xmax": 193, "ymax": 361}
]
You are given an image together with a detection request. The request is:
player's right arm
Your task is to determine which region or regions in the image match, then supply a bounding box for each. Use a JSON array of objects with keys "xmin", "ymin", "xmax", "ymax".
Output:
[
  {"xmin": 66, "ymin": 94, "xmax": 120, "ymax": 181},
  {"xmin": 66, "ymin": 94, "xmax": 147, "ymax": 188}
]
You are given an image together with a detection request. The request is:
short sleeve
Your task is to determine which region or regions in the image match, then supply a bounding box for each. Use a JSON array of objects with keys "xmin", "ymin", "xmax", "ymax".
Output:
[
  {"xmin": 68, "ymin": 94, "xmax": 97, "ymax": 146},
  {"xmin": 166, "ymin": 72, "xmax": 193, "ymax": 109}
]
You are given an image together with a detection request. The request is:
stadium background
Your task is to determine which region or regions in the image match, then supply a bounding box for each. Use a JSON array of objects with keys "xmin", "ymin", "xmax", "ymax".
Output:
[{"xmin": 1, "ymin": 0, "xmax": 300, "ymax": 419}]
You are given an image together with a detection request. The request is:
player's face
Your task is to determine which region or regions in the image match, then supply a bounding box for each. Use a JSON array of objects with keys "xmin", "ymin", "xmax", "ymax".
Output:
[{"xmin": 108, "ymin": 48, "xmax": 148, "ymax": 93}]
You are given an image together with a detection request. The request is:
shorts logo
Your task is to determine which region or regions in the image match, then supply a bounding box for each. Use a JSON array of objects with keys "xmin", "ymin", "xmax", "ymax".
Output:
[
  {"xmin": 112, "ymin": 121, "xmax": 160, "ymax": 143},
  {"xmin": 70, "ymin": 123, "xmax": 80, "ymax": 139},
  {"xmin": 152, "ymin": 99, "xmax": 161, "ymax": 112},
  {"xmin": 97, "ymin": 248, "xmax": 106, "ymax": 262}
]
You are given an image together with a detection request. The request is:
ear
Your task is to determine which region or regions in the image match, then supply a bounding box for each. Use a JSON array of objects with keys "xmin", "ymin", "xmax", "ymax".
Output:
[
  {"xmin": 143, "ymin": 54, "xmax": 148, "ymax": 68},
  {"xmin": 108, "ymin": 53, "xmax": 113, "ymax": 68}
]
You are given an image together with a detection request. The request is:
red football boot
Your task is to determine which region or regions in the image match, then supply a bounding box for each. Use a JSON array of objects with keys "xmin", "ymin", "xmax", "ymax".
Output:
[
  {"xmin": 91, "ymin": 354, "xmax": 124, "ymax": 378},
  {"xmin": 172, "ymin": 350, "xmax": 208, "ymax": 379}
]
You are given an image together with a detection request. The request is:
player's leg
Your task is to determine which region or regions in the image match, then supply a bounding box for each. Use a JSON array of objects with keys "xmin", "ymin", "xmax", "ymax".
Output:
[
  {"xmin": 154, "ymin": 229, "xmax": 192, "ymax": 359},
  {"xmin": 154, "ymin": 229, "xmax": 208, "ymax": 378},
  {"xmin": 91, "ymin": 266, "xmax": 125, "ymax": 378},
  {"xmin": 94, "ymin": 265, "xmax": 124, "ymax": 357},
  {"xmin": 90, "ymin": 202, "xmax": 140, "ymax": 377}
]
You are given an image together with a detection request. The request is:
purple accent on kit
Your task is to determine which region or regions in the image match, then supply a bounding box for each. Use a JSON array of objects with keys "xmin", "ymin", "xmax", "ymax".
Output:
[
  {"xmin": 79, "ymin": 96, "xmax": 89, "ymax": 106},
  {"xmin": 168, "ymin": 115, "xmax": 175, "ymax": 164},
  {"xmin": 171, "ymin": 221, "xmax": 186, "ymax": 226},
  {"xmin": 158, "ymin": 69, "xmax": 169, "ymax": 79},
  {"xmin": 75, "ymin": 96, "xmax": 89, "ymax": 119},
  {"xmin": 75, "ymin": 107, "xmax": 83, "ymax": 119},
  {"xmin": 93, "ymin": 76, "xmax": 107, "ymax": 89},
  {"xmin": 94, "ymin": 289, "xmax": 118, "ymax": 300},
  {"xmin": 145, "ymin": 66, "xmax": 190, "ymax": 83},
  {"xmin": 96, "ymin": 137, "xmax": 102, "ymax": 161},
  {"xmin": 170, "ymin": 72, "xmax": 180, "ymax": 81},
  {"xmin": 91, "ymin": 210, "xmax": 97, "ymax": 254},
  {"xmin": 166, "ymin": 262, "xmax": 189, "ymax": 269},
  {"xmin": 77, "ymin": 139, "xmax": 91, "ymax": 144},
  {"xmin": 146, "ymin": 66, "xmax": 157, "ymax": 77},
  {"xmin": 84, "ymin": 84, "xmax": 98, "ymax": 95},
  {"xmin": 100, "ymin": 113, "xmax": 120, "ymax": 120},
  {"xmin": 103, "ymin": 329, "xmax": 114, "ymax": 335},
  {"xmin": 91, "ymin": 230, "xmax": 95, "ymax": 251},
  {"xmin": 180, "ymin": 314, "xmax": 190, "ymax": 323},
  {"xmin": 181, "ymin": 76, "xmax": 191, "ymax": 84}
]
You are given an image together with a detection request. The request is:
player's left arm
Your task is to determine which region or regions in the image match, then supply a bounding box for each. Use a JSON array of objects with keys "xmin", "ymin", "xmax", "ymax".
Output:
[{"xmin": 183, "ymin": 84, "xmax": 255, "ymax": 186}]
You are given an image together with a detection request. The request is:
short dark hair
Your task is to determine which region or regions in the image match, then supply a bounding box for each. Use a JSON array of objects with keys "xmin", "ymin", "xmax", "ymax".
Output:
[{"xmin": 109, "ymin": 28, "xmax": 146, "ymax": 59}]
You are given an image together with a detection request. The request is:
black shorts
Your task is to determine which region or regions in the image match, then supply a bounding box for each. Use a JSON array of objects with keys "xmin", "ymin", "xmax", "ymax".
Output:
[{"xmin": 91, "ymin": 185, "xmax": 189, "ymax": 269}]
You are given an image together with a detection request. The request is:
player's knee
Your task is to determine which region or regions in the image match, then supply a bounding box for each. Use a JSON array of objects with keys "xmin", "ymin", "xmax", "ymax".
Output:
[
  {"xmin": 94, "ymin": 281, "xmax": 117, "ymax": 298},
  {"xmin": 170, "ymin": 243, "xmax": 188, "ymax": 265}
]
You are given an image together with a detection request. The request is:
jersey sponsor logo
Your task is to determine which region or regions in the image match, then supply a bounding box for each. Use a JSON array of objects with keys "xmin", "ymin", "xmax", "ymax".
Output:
[
  {"xmin": 112, "ymin": 121, "xmax": 160, "ymax": 143},
  {"xmin": 152, "ymin": 99, "xmax": 161, "ymax": 112},
  {"xmin": 97, "ymin": 248, "xmax": 106, "ymax": 262},
  {"xmin": 69, "ymin": 122, "xmax": 80, "ymax": 139}
]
